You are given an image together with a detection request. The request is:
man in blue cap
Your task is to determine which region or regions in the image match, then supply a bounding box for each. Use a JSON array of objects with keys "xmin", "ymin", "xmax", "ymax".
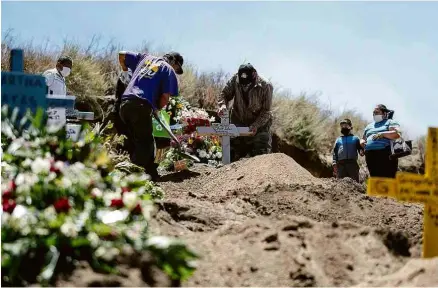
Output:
[{"xmin": 118, "ymin": 51, "xmax": 183, "ymax": 181}]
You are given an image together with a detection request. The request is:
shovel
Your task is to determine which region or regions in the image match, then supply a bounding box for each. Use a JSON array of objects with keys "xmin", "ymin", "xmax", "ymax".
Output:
[{"xmin": 153, "ymin": 111, "xmax": 200, "ymax": 163}]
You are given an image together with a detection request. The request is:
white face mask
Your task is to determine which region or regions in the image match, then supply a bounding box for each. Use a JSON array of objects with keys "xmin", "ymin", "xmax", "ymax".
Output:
[
  {"xmin": 60, "ymin": 67, "xmax": 71, "ymax": 77},
  {"xmin": 373, "ymin": 114, "xmax": 384, "ymax": 122}
]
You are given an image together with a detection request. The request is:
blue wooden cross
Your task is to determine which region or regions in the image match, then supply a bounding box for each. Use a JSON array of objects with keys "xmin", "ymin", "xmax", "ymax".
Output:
[{"xmin": 1, "ymin": 49, "xmax": 48, "ymax": 118}]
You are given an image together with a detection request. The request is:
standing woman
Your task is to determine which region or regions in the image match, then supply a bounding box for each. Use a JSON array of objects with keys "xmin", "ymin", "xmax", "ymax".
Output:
[{"xmin": 361, "ymin": 104, "xmax": 401, "ymax": 178}]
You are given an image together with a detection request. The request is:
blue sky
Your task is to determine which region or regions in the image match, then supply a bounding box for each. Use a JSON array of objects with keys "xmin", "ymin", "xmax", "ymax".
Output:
[{"xmin": 2, "ymin": 1, "xmax": 438, "ymax": 138}]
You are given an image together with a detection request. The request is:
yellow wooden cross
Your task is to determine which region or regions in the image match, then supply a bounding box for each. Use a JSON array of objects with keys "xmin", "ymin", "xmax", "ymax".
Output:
[{"xmin": 367, "ymin": 127, "xmax": 438, "ymax": 258}]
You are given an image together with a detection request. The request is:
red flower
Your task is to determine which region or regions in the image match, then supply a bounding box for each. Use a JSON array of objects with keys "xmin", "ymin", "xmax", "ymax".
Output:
[
  {"xmin": 2, "ymin": 190, "xmax": 13, "ymax": 200},
  {"xmin": 121, "ymin": 187, "xmax": 131, "ymax": 194},
  {"xmin": 132, "ymin": 203, "xmax": 142, "ymax": 215},
  {"xmin": 3, "ymin": 199, "xmax": 16, "ymax": 214},
  {"xmin": 110, "ymin": 199, "xmax": 124, "ymax": 208},
  {"xmin": 54, "ymin": 197, "xmax": 71, "ymax": 213}
]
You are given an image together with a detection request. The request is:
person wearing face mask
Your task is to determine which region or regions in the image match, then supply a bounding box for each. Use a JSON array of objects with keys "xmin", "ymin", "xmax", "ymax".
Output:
[
  {"xmin": 361, "ymin": 104, "xmax": 401, "ymax": 178},
  {"xmin": 332, "ymin": 119, "xmax": 364, "ymax": 182},
  {"xmin": 217, "ymin": 63, "xmax": 273, "ymax": 162},
  {"xmin": 42, "ymin": 56, "xmax": 73, "ymax": 96},
  {"xmin": 117, "ymin": 50, "xmax": 183, "ymax": 181}
]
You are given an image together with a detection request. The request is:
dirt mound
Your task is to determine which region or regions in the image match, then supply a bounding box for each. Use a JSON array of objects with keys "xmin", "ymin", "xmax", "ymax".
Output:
[
  {"xmin": 57, "ymin": 153, "xmax": 433, "ymax": 286},
  {"xmin": 150, "ymin": 153, "xmax": 433, "ymax": 286},
  {"xmin": 200, "ymin": 153, "xmax": 318, "ymax": 196},
  {"xmin": 180, "ymin": 215, "xmax": 418, "ymax": 287},
  {"xmin": 355, "ymin": 258, "xmax": 438, "ymax": 287}
]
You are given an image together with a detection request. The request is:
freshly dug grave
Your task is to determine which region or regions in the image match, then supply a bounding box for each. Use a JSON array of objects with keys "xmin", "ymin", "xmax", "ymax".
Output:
[
  {"xmin": 152, "ymin": 153, "xmax": 435, "ymax": 286},
  {"xmin": 58, "ymin": 153, "xmax": 435, "ymax": 286}
]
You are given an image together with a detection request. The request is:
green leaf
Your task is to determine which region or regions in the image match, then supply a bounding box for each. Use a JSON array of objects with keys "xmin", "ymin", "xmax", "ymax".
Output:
[
  {"xmin": 45, "ymin": 235, "xmax": 58, "ymax": 247},
  {"xmin": 91, "ymin": 223, "xmax": 113, "ymax": 237},
  {"xmin": 71, "ymin": 237, "xmax": 90, "ymax": 248}
]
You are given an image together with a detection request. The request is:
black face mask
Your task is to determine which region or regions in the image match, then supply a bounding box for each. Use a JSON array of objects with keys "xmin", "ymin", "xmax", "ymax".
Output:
[{"xmin": 341, "ymin": 128, "xmax": 351, "ymax": 135}]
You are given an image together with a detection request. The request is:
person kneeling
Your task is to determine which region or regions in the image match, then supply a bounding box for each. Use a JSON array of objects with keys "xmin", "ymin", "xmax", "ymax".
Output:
[{"xmin": 217, "ymin": 63, "xmax": 273, "ymax": 162}]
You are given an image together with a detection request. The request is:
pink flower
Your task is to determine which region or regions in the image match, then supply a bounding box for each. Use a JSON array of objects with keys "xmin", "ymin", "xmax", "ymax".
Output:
[{"xmin": 54, "ymin": 197, "xmax": 71, "ymax": 213}]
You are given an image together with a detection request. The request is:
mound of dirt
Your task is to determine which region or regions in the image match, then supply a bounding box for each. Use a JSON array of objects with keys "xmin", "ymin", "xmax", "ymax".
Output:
[
  {"xmin": 58, "ymin": 153, "xmax": 434, "ymax": 287},
  {"xmin": 151, "ymin": 153, "xmax": 433, "ymax": 286},
  {"xmin": 182, "ymin": 216, "xmax": 418, "ymax": 287},
  {"xmin": 200, "ymin": 153, "xmax": 318, "ymax": 195},
  {"xmin": 355, "ymin": 258, "xmax": 438, "ymax": 287}
]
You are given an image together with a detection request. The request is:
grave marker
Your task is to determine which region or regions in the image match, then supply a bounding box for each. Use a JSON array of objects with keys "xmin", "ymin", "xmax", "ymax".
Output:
[
  {"xmin": 367, "ymin": 127, "xmax": 438, "ymax": 258},
  {"xmin": 196, "ymin": 109, "xmax": 252, "ymax": 164},
  {"xmin": 1, "ymin": 49, "xmax": 47, "ymax": 118}
]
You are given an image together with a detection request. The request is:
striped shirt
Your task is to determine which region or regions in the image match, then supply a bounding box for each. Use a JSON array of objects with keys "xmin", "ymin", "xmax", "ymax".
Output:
[{"xmin": 218, "ymin": 74, "xmax": 273, "ymax": 129}]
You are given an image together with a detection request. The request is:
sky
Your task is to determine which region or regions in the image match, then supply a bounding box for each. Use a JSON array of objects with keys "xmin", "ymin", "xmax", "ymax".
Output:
[{"xmin": 2, "ymin": 1, "xmax": 438, "ymax": 138}]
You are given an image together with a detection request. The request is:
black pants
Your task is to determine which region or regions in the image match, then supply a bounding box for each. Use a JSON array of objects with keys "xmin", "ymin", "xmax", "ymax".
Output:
[
  {"xmin": 119, "ymin": 98, "xmax": 158, "ymax": 180},
  {"xmin": 113, "ymin": 79, "xmax": 135, "ymax": 154},
  {"xmin": 365, "ymin": 147, "xmax": 398, "ymax": 178},
  {"xmin": 337, "ymin": 160, "xmax": 360, "ymax": 182},
  {"xmin": 230, "ymin": 115, "xmax": 272, "ymax": 162}
]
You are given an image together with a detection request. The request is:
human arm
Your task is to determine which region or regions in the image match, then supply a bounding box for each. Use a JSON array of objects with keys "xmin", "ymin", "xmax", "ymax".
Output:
[
  {"xmin": 217, "ymin": 75, "xmax": 237, "ymax": 115},
  {"xmin": 372, "ymin": 120, "xmax": 402, "ymax": 140},
  {"xmin": 158, "ymin": 64, "xmax": 179, "ymax": 110},
  {"xmin": 332, "ymin": 140, "xmax": 339, "ymax": 165},
  {"xmin": 249, "ymin": 82, "xmax": 274, "ymax": 132},
  {"xmin": 356, "ymin": 136, "xmax": 365, "ymax": 156},
  {"xmin": 118, "ymin": 51, "xmax": 141, "ymax": 72}
]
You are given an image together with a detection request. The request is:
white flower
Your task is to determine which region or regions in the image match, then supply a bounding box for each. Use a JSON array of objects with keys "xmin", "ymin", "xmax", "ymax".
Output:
[
  {"xmin": 170, "ymin": 99, "xmax": 176, "ymax": 106},
  {"xmin": 61, "ymin": 177, "xmax": 73, "ymax": 189},
  {"xmin": 54, "ymin": 161, "xmax": 65, "ymax": 172},
  {"xmin": 87, "ymin": 232, "xmax": 100, "ymax": 247},
  {"xmin": 91, "ymin": 188, "xmax": 103, "ymax": 198},
  {"xmin": 97, "ymin": 209, "xmax": 129, "ymax": 224},
  {"xmin": 95, "ymin": 246, "xmax": 119, "ymax": 262},
  {"xmin": 15, "ymin": 173, "xmax": 38, "ymax": 186},
  {"xmin": 206, "ymin": 153, "xmax": 211, "ymax": 159},
  {"xmin": 123, "ymin": 192, "xmax": 138, "ymax": 210},
  {"xmin": 22, "ymin": 158, "xmax": 32, "ymax": 168},
  {"xmin": 141, "ymin": 201, "xmax": 155, "ymax": 220},
  {"xmin": 47, "ymin": 172, "xmax": 57, "ymax": 182},
  {"xmin": 36, "ymin": 228, "xmax": 50, "ymax": 236},
  {"xmin": 60, "ymin": 221, "xmax": 78, "ymax": 238},
  {"xmin": 198, "ymin": 150, "xmax": 207, "ymax": 158},
  {"xmin": 31, "ymin": 157, "xmax": 51, "ymax": 175},
  {"xmin": 11, "ymin": 205, "xmax": 28, "ymax": 218},
  {"xmin": 216, "ymin": 152, "xmax": 222, "ymax": 159},
  {"xmin": 146, "ymin": 236, "xmax": 173, "ymax": 249},
  {"xmin": 103, "ymin": 192, "xmax": 120, "ymax": 206},
  {"xmin": 43, "ymin": 206, "xmax": 57, "ymax": 221}
]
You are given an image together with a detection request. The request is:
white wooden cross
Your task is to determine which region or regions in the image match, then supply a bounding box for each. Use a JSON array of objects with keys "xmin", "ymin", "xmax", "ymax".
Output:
[{"xmin": 196, "ymin": 109, "xmax": 252, "ymax": 164}]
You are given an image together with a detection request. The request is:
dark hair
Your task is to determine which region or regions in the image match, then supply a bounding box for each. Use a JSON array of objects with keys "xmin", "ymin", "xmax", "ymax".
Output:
[
  {"xmin": 376, "ymin": 104, "xmax": 389, "ymax": 112},
  {"xmin": 57, "ymin": 55, "xmax": 73, "ymax": 66}
]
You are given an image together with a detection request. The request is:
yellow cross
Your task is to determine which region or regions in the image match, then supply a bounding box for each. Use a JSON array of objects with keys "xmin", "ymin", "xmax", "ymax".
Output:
[{"xmin": 367, "ymin": 127, "xmax": 438, "ymax": 258}]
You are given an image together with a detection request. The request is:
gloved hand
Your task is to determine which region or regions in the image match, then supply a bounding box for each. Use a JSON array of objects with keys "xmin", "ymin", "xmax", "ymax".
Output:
[{"xmin": 249, "ymin": 126, "xmax": 257, "ymax": 136}]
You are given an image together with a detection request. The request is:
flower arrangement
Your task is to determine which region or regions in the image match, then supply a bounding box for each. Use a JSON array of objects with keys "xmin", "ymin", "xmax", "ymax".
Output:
[
  {"xmin": 1, "ymin": 107, "xmax": 198, "ymax": 286},
  {"xmin": 165, "ymin": 96, "xmax": 191, "ymax": 124}
]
